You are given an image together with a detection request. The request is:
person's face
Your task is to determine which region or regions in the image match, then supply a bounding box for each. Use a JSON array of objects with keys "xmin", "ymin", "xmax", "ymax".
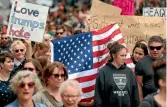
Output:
[
  {"xmin": 61, "ymin": 85, "xmax": 81, "ymax": 107},
  {"xmin": 148, "ymin": 42, "xmax": 163, "ymax": 59},
  {"xmin": 13, "ymin": 44, "xmax": 26, "ymax": 61},
  {"xmin": 47, "ymin": 67, "xmax": 65, "ymax": 89},
  {"xmin": 23, "ymin": 62, "xmax": 37, "ymax": 74},
  {"xmin": 17, "ymin": 77, "xmax": 35, "ymax": 101},
  {"xmin": 133, "ymin": 47, "xmax": 145, "ymax": 62},
  {"xmin": 1, "ymin": 34, "xmax": 9, "ymax": 45},
  {"xmin": 2, "ymin": 57, "xmax": 14, "ymax": 72},
  {"xmin": 55, "ymin": 29, "xmax": 66, "ymax": 38},
  {"xmin": 113, "ymin": 48, "xmax": 127, "ymax": 66}
]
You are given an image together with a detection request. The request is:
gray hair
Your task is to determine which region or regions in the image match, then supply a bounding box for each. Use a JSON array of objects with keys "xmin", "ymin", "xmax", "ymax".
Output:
[
  {"xmin": 148, "ymin": 35, "xmax": 163, "ymax": 45},
  {"xmin": 10, "ymin": 70, "xmax": 42, "ymax": 94},
  {"xmin": 59, "ymin": 79, "xmax": 83, "ymax": 96}
]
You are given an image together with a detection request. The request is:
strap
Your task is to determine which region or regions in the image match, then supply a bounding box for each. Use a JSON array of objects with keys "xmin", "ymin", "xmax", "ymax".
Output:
[{"xmin": 43, "ymin": 91, "xmax": 58, "ymax": 107}]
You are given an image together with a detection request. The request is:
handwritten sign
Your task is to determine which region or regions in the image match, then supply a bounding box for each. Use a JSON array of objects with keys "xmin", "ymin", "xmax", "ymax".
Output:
[
  {"xmin": 88, "ymin": 15, "xmax": 166, "ymax": 52},
  {"xmin": 90, "ymin": 0, "xmax": 121, "ymax": 16},
  {"xmin": 114, "ymin": 0, "xmax": 134, "ymax": 15},
  {"xmin": 7, "ymin": 1, "xmax": 49, "ymax": 42},
  {"xmin": 143, "ymin": 7, "xmax": 167, "ymax": 20}
]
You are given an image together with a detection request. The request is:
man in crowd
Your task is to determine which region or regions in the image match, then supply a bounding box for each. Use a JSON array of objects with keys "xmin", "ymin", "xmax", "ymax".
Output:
[
  {"xmin": 0, "ymin": 33, "xmax": 12, "ymax": 53},
  {"xmin": 135, "ymin": 35, "xmax": 166, "ymax": 102}
]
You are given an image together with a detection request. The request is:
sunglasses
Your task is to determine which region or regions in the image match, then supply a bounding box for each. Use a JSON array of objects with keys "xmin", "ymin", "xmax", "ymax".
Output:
[
  {"xmin": 52, "ymin": 74, "xmax": 65, "ymax": 78},
  {"xmin": 19, "ymin": 82, "xmax": 35, "ymax": 88},
  {"xmin": 149, "ymin": 46, "xmax": 162, "ymax": 50},
  {"xmin": 23, "ymin": 67, "xmax": 35, "ymax": 71},
  {"xmin": 15, "ymin": 49, "xmax": 24, "ymax": 53},
  {"xmin": 1, "ymin": 37, "xmax": 8, "ymax": 40},
  {"xmin": 56, "ymin": 32, "xmax": 63, "ymax": 35}
]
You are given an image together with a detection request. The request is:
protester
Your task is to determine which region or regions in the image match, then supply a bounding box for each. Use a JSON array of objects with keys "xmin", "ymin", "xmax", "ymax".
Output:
[
  {"xmin": 0, "ymin": 52, "xmax": 16, "ymax": 106},
  {"xmin": 33, "ymin": 62, "xmax": 68, "ymax": 107},
  {"xmin": 5, "ymin": 70, "xmax": 45, "ymax": 107},
  {"xmin": 33, "ymin": 43, "xmax": 50, "ymax": 59},
  {"xmin": 131, "ymin": 43, "xmax": 148, "ymax": 65},
  {"xmin": 59, "ymin": 79, "xmax": 83, "ymax": 107},
  {"xmin": 36, "ymin": 56, "xmax": 51, "ymax": 70},
  {"xmin": 94, "ymin": 42, "xmax": 139, "ymax": 107},
  {"xmin": 0, "ymin": 33, "xmax": 12, "ymax": 53},
  {"xmin": 135, "ymin": 35, "xmax": 166, "ymax": 102},
  {"xmin": 23, "ymin": 59, "xmax": 43, "ymax": 80},
  {"xmin": 10, "ymin": 40, "xmax": 32, "ymax": 69},
  {"xmin": 139, "ymin": 59, "xmax": 166, "ymax": 107}
]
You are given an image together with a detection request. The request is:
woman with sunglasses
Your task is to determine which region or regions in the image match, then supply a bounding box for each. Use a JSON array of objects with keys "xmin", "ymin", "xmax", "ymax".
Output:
[
  {"xmin": 5, "ymin": 70, "xmax": 46, "ymax": 107},
  {"xmin": 10, "ymin": 40, "xmax": 32, "ymax": 70},
  {"xmin": 0, "ymin": 52, "xmax": 17, "ymax": 106},
  {"xmin": 139, "ymin": 59, "xmax": 166, "ymax": 107},
  {"xmin": 23, "ymin": 59, "xmax": 43, "ymax": 81},
  {"xmin": 33, "ymin": 62, "xmax": 68, "ymax": 107}
]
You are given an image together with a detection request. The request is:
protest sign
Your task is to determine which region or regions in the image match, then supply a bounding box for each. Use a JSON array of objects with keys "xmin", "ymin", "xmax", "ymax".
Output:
[
  {"xmin": 143, "ymin": 7, "xmax": 167, "ymax": 19},
  {"xmin": 90, "ymin": 0, "xmax": 121, "ymax": 16},
  {"xmin": 7, "ymin": 1, "xmax": 49, "ymax": 42},
  {"xmin": 88, "ymin": 15, "xmax": 166, "ymax": 52},
  {"xmin": 113, "ymin": 0, "xmax": 134, "ymax": 15}
]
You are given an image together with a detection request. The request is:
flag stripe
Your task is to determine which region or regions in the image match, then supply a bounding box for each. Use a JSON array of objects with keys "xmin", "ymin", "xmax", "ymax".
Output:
[
  {"xmin": 82, "ymin": 85, "xmax": 95, "ymax": 93},
  {"xmin": 92, "ymin": 24, "xmax": 115, "ymax": 35},
  {"xmin": 75, "ymin": 73, "xmax": 97, "ymax": 83},
  {"xmin": 92, "ymin": 29, "xmax": 121, "ymax": 46},
  {"xmin": 93, "ymin": 57, "xmax": 109, "ymax": 68}
]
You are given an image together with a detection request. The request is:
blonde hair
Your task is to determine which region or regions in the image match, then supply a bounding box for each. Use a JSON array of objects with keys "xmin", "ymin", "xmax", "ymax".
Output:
[
  {"xmin": 10, "ymin": 40, "xmax": 26, "ymax": 53},
  {"xmin": 10, "ymin": 70, "xmax": 42, "ymax": 94}
]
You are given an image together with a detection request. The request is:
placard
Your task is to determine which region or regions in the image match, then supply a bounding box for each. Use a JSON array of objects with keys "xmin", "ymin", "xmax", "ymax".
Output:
[{"xmin": 7, "ymin": 1, "xmax": 49, "ymax": 42}]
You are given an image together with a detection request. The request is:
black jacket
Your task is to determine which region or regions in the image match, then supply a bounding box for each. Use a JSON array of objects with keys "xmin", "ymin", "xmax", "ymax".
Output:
[{"xmin": 94, "ymin": 61, "xmax": 139, "ymax": 107}]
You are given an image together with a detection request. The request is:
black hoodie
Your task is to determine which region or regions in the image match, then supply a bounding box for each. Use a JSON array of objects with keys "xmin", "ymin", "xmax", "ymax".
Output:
[{"xmin": 94, "ymin": 61, "xmax": 139, "ymax": 107}]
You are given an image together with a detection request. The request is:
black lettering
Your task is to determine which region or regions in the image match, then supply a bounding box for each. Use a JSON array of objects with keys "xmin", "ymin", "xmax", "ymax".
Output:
[{"xmin": 154, "ymin": 8, "xmax": 159, "ymax": 17}]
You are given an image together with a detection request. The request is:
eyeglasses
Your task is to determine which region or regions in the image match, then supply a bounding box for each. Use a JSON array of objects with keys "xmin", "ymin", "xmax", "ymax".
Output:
[
  {"xmin": 15, "ymin": 49, "xmax": 24, "ymax": 53},
  {"xmin": 1, "ymin": 37, "xmax": 8, "ymax": 40},
  {"xmin": 56, "ymin": 32, "xmax": 63, "ymax": 35},
  {"xmin": 149, "ymin": 46, "xmax": 162, "ymax": 50},
  {"xmin": 62, "ymin": 94, "xmax": 79, "ymax": 100},
  {"xmin": 19, "ymin": 82, "xmax": 35, "ymax": 88},
  {"xmin": 52, "ymin": 74, "xmax": 65, "ymax": 78},
  {"xmin": 23, "ymin": 67, "xmax": 35, "ymax": 71}
]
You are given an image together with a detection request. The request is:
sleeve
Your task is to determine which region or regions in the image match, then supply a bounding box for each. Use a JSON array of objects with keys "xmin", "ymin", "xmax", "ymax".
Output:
[
  {"xmin": 131, "ymin": 72, "xmax": 140, "ymax": 107},
  {"xmin": 94, "ymin": 70, "xmax": 104, "ymax": 107},
  {"xmin": 139, "ymin": 100, "xmax": 152, "ymax": 107},
  {"xmin": 135, "ymin": 61, "xmax": 144, "ymax": 76}
]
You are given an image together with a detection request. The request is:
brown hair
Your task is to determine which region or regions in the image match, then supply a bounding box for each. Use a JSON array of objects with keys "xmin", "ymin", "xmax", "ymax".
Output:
[
  {"xmin": 24, "ymin": 59, "xmax": 43, "ymax": 76},
  {"xmin": 0, "ymin": 52, "xmax": 14, "ymax": 64},
  {"xmin": 152, "ymin": 59, "xmax": 166, "ymax": 88},
  {"xmin": 108, "ymin": 42, "xmax": 126, "ymax": 61},
  {"xmin": 36, "ymin": 56, "xmax": 50, "ymax": 70},
  {"xmin": 42, "ymin": 62, "xmax": 68, "ymax": 86}
]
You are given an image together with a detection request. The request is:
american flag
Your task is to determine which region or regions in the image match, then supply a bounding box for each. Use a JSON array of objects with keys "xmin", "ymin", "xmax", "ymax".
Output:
[{"xmin": 52, "ymin": 23, "xmax": 135, "ymax": 102}]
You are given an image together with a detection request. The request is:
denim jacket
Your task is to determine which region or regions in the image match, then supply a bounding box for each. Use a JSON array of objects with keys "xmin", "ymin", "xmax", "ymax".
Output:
[{"xmin": 5, "ymin": 99, "xmax": 46, "ymax": 107}]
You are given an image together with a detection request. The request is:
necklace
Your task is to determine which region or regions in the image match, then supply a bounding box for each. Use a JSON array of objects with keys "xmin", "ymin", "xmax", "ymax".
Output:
[{"xmin": 0, "ymin": 73, "xmax": 8, "ymax": 81}]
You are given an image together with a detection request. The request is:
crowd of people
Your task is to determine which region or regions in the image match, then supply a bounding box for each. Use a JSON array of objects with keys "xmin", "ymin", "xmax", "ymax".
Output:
[{"xmin": 0, "ymin": 0, "xmax": 166, "ymax": 107}]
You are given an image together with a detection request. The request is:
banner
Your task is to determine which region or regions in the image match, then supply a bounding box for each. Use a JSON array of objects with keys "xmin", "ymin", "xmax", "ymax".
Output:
[
  {"xmin": 88, "ymin": 15, "xmax": 166, "ymax": 52},
  {"xmin": 7, "ymin": 1, "xmax": 49, "ymax": 42},
  {"xmin": 114, "ymin": 0, "xmax": 134, "ymax": 15},
  {"xmin": 90, "ymin": 0, "xmax": 121, "ymax": 16},
  {"xmin": 143, "ymin": 7, "xmax": 167, "ymax": 20}
]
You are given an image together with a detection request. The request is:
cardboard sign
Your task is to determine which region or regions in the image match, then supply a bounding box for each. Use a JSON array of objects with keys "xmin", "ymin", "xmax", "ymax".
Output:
[
  {"xmin": 143, "ymin": 7, "xmax": 167, "ymax": 19},
  {"xmin": 7, "ymin": 1, "xmax": 49, "ymax": 42},
  {"xmin": 89, "ymin": 15, "xmax": 166, "ymax": 52},
  {"xmin": 90, "ymin": 0, "xmax": 121, "ymax": 16},
  {"xmin": 114, "ymin": 0, "xmax": 134, "ymax": 15}
]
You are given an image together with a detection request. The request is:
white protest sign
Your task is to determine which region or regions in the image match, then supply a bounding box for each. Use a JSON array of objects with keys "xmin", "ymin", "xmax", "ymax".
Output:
[
  {"xmin": 7, "ymin": 1, "xmax": 49, "ymax": 42},
  {"xmin": 143, "ymin": 7, "xmax": 167, "ymax": 19}
]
